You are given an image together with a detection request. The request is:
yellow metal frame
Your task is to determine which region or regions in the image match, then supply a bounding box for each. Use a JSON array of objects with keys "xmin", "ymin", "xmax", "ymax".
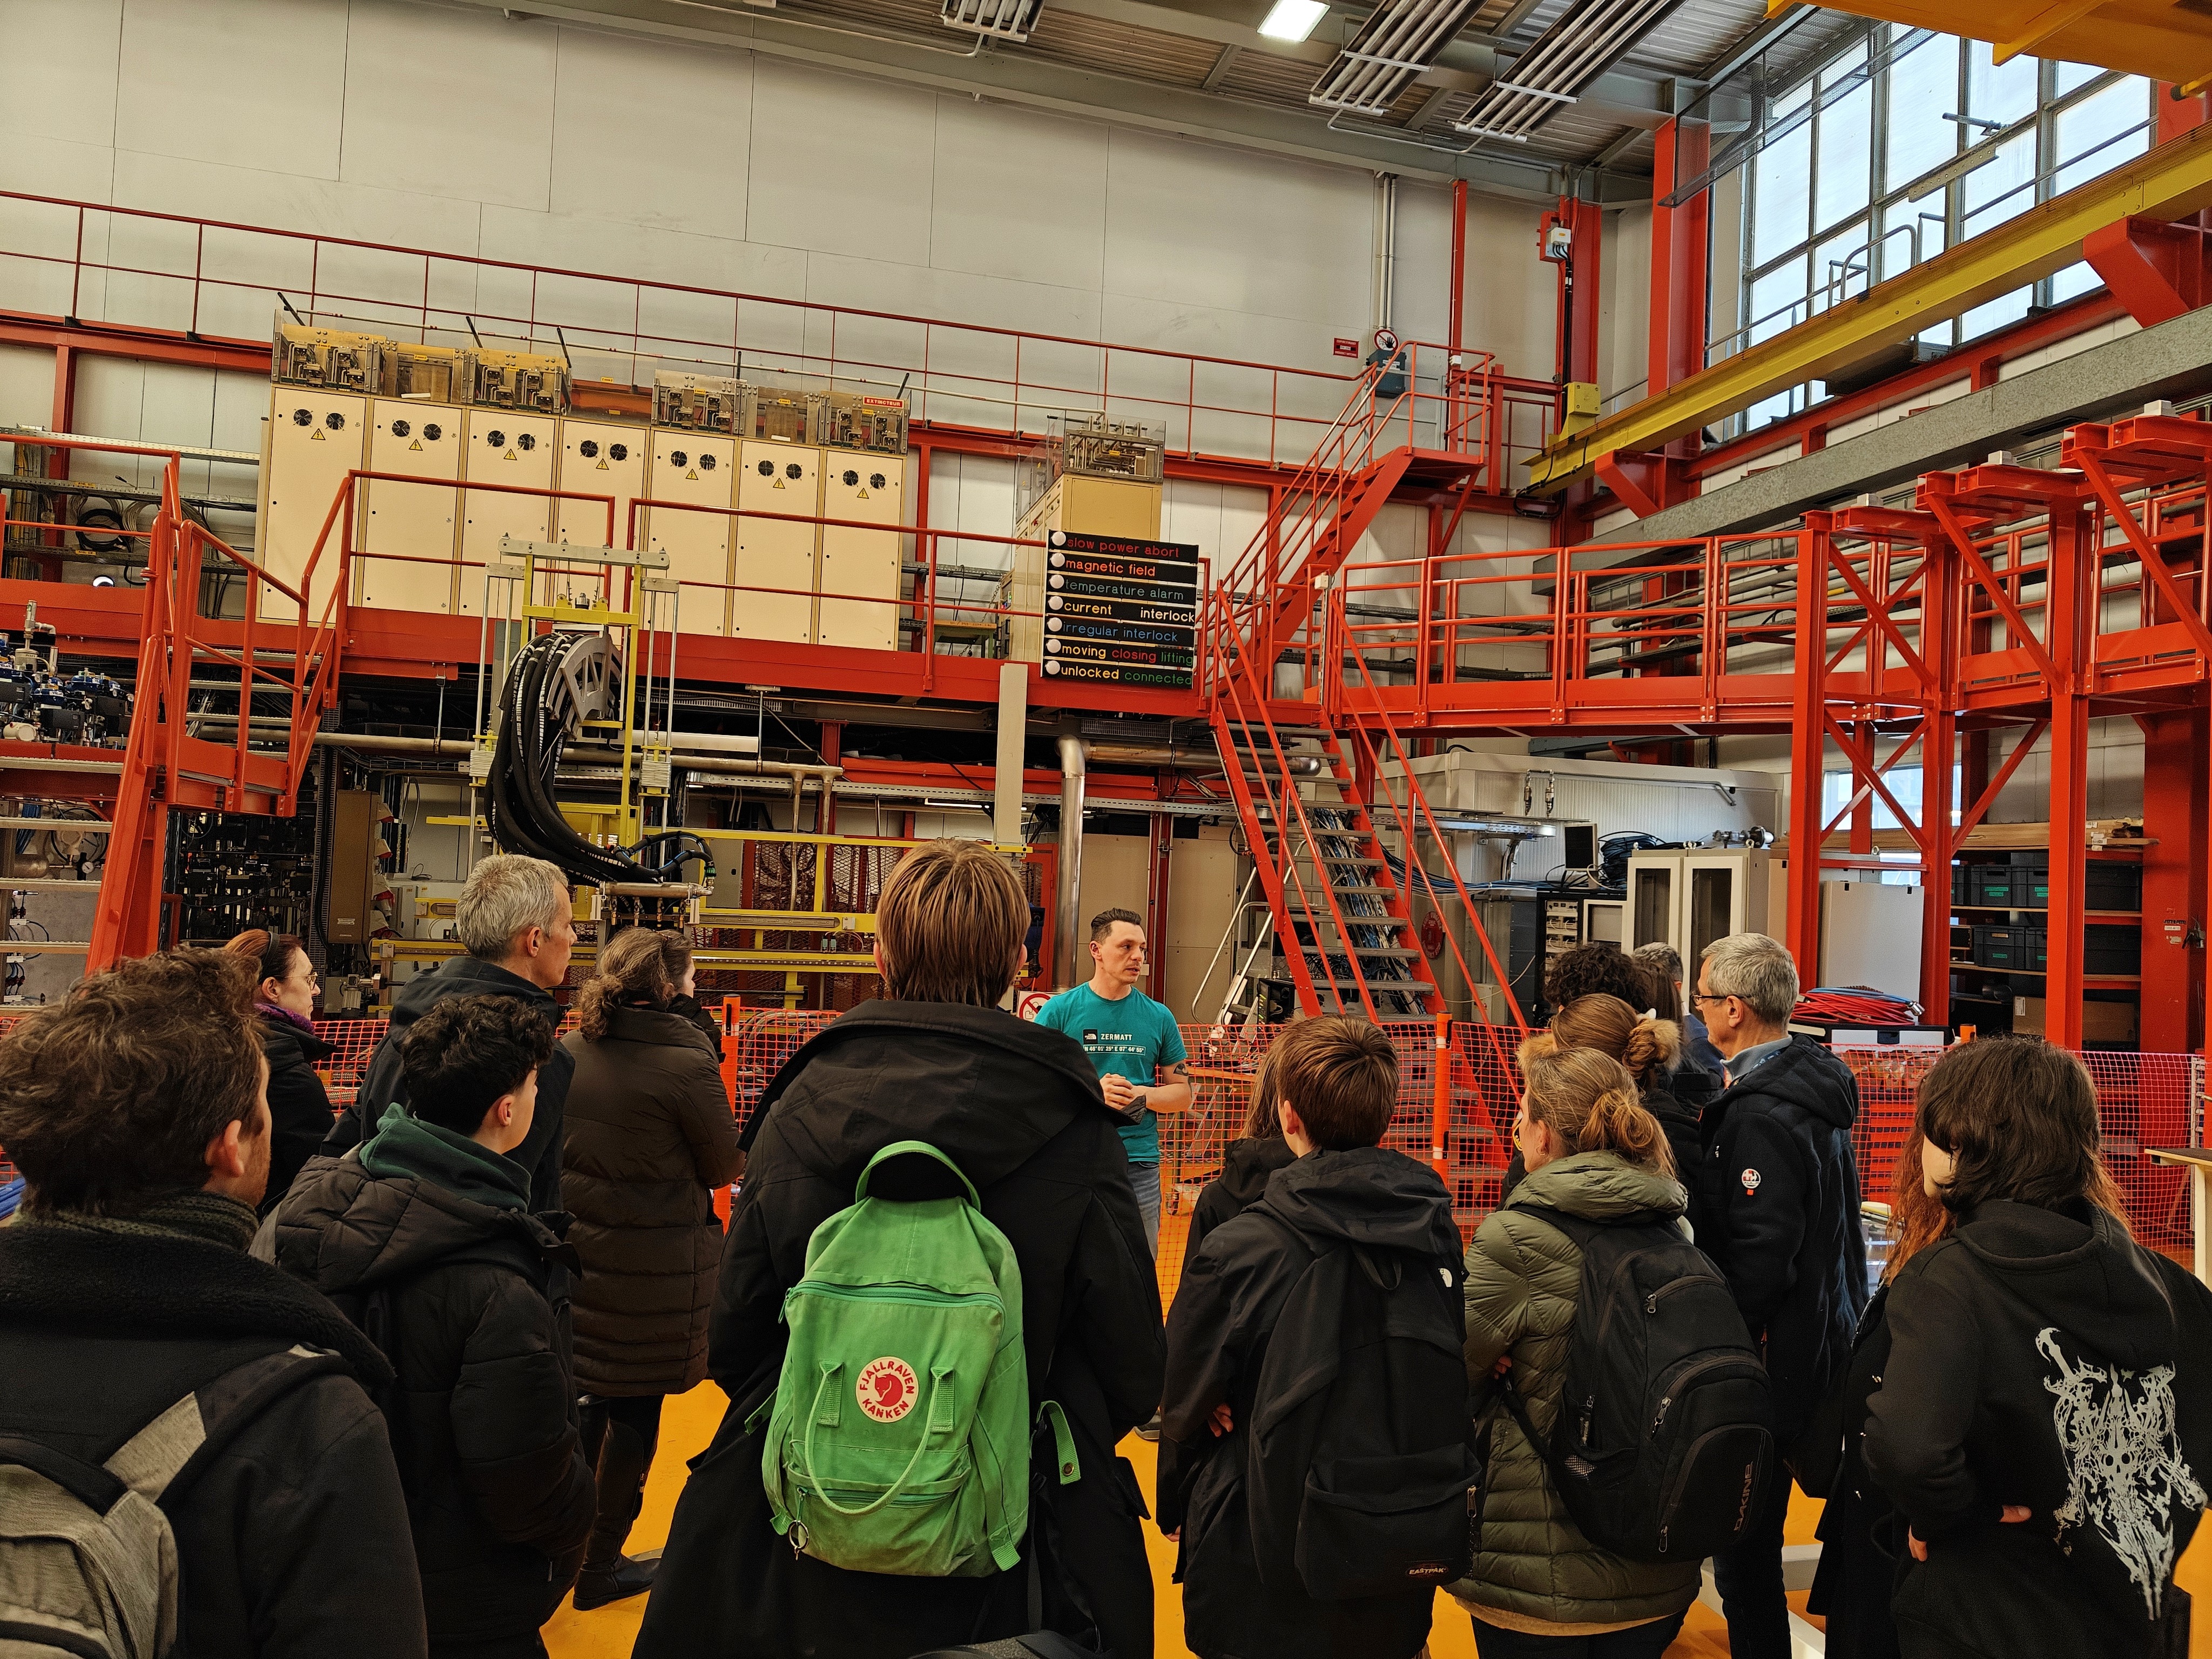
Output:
[
  {"xmin": 1529, "ymin": 119, "xmax": 2212, "ymax": 491},
  {"xmin": 1777, "ymin": 0, "xmax": 2212, "ymax": 92}
]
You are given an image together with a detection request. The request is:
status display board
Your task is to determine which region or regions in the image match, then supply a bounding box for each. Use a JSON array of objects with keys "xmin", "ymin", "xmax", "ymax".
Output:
[{"xmin": 1038, "ymin": 530, "xmax": 1199, "ymax": 689}]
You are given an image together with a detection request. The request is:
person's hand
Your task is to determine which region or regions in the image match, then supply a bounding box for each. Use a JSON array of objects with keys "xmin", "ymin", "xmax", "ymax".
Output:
[
  {"xmin": 1491, "ymin": 1355, "xmax": 1513, "ymax": 1379},
  {"xmin": 1910, "ymin": 1507, "xmax": 2028, "ymax": 1561},
  {"xmin": 1208, "ymin": 1402, "xmax": 1234, "ymax": 1437},
  {"xmin": 1101, "ymin": 1074, "xmax": 1140, "ymax": 1111},
  {"xmin": 1163, "ymin": 1528, "xmax": 1180, "ymax": 1543}
]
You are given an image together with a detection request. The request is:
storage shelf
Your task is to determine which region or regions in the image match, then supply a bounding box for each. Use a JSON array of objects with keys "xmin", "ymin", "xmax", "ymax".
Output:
[
  {"xmin": 1949, "ymin": 960, "xmax": 2141, "ymax": 986},
  {"xmin": 1951, "ymin": 907, "xmax": 2142, "ymax": 919}
]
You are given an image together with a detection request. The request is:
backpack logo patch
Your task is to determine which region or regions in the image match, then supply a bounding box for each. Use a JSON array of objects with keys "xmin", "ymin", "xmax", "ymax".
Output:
[{"xmin": 858, "ymin": 1355, "xmax": 920, "ymax": 1422}]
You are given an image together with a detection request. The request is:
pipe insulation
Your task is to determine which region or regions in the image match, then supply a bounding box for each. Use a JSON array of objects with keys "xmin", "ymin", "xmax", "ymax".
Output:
[{"xmin": 1054, "ymin": 736, "xmax": 1086, "ymax": 989}]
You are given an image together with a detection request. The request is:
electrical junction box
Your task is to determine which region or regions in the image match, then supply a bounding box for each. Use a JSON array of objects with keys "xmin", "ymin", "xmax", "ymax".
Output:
[
  {"xmin": 737, "ymin": 437, "xmax": 821, "ymax": 644},
  {"xmin": 460, "ymin": 410, "xmax": 557, "ymax": 615},
  {"xmin": 358, "ymin": 399, "xmax": 461, "ymax": 613},
  {"xmin": 380, "ymin": 343, "xmax": 470, "ymax": 403},
  {"xmin": 644, "ymin": 429, "xmax": 736, "ymax": 635},
  {"xmin": 813, "ymin": 392, "xmax": 908, "ymax": 455},
  {"xmin": 258, "ymin": 386, "xmax": 367, "ymax": 625},
  {"xmin": 466, "ymin": 350, "xmax": 569, "ymax": 414},
  {"xmin": 743, "ymin": 383, "xmax": 814, "ymax": 443},
  {"xmin": 273, "ymin": 325, "xmax": 382, "ymax": 392},
  {"xmin": 653, "ymin": 372, "xmax": 741, "ymax": 433}
]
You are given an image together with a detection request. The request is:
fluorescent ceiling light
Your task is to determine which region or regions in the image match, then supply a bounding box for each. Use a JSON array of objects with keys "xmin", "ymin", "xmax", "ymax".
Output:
[{"xmin": 1259, "ymin": 0, "xmax": 1328, "ymax": 42}]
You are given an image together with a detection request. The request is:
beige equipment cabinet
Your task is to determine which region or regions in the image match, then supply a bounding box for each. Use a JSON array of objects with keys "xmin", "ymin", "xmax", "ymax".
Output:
[
  {"xmin": 644, "ymin": 429, "xmax": 737, "ymax": 635},
  {"xmin": 551, "ymin": 418, "xmax": 651, "ymax": 606},
  {"xmin": 358, "ymin": 399, "xmax": 462, "ymax": 613},
  {"xmin": 258, "ymin": 386, "xmax": 368, "ymax": 625},
  {"xmin": 273, "ymin": 326, "xmax": 382, "ymax": 393},
  {"xmin": 459, "ymin": 410, "xmax": 557, "ymax": 617},
  {"xmin": 380, "ymin": 342, "xmax": 470, "ymax": 403},
  {"xmin": 736, "ymin": 437, "xmax": 821, "ymax": 643},
  {"xmin": 1001, "ymin": 479, "xmax": 1164, "ymax": 663},
  {"xmin": 818, "ymin": 453, "xmax": 902, "ymax": 649}
]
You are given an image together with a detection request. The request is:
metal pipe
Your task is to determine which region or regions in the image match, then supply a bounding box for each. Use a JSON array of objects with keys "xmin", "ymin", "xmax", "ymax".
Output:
[
  {"xmin": 286, "ymin": 728, "xmax": 833, "ymax": 781},
  {"xmin": 1054, "ymin": 735, "xmax": 1086, "ymax": 989},
  {"xmin": 1084, "ymin": 740, "xmax": 1323, "ymax": 774}
]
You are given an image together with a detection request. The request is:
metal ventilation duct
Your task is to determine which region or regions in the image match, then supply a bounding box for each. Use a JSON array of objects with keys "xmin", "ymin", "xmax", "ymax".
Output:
[
  {"xmin": 941, "ymin": 0, "xmax": 1042, "ymax": 39},
  {"xmin": 1308, "ymin": 0, "xmax": 1490, "ymax": 117},
  {"xmin": 1452, "ymin": 0, "xmax": 1686, "ymax": 141}
]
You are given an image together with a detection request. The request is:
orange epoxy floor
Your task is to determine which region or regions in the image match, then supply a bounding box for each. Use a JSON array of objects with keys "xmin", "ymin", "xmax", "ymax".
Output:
[{"xmin": 543, "ymin": 1380, "xmax": 2212, "ymax": 1659}]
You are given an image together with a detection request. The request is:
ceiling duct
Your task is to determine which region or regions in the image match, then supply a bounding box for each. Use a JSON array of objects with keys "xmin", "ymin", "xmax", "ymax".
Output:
[
  {"xmin": 1452, "ymin": 0, "xmax": 1687, "ymax": 142},
  {"xmin": 1308, "ymin": 0, "xmax": 1489, "ymax": 117},
  {"xmin": 941, "ymin": 0, "xmax": 1042, "ymax": 40}
]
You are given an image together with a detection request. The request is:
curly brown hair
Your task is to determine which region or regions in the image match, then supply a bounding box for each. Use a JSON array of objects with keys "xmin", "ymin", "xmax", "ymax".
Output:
[
  {"xmin": 576, "ymin": 928, "xmax": 676, "ymax": 1041},
  {"xmin": 0, "ymin": 948, "xmax": 267, "ymax": 1216},
  {"xmin": 1542, "ymin": 942, "xmax": 1655, "ymax": 1015},
  {"xmin": 1546, "ymin": 993, "xmax": 1682, "ymax": 1084}
]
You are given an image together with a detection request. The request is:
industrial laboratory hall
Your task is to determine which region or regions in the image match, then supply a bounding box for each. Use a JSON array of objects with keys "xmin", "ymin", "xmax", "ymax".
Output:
[{"xmin": 3, "ymin": 1, "xmax": 2212, "ymax": 1656}]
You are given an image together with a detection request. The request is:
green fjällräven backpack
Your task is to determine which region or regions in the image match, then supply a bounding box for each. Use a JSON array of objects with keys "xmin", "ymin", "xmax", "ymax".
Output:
[{"xmin": 759, "ymin": 1141, "xmax": 1032, "ymax": 1577}]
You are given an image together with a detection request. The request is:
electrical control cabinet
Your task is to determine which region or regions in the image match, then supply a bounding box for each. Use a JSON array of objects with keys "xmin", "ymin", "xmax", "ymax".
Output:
[
  {"xmin": 813, "ymin": 392, "xmax": 908, "ymax": 455},
  {"xmin": 737, "ymin": 439, "xmax": 820, "ymax": 643},
  {"xmin": 273, "ymin": 326, "xmax": 382, "ymax": 392},
  {"xmin": 644, "ymin": 430, "xmax": 736, "ymax": 635},
  {"xmin": 358, "ymin": 399, "xmax": 461, "ymax": 613},
  {"xmin": 466, "ymin": 350, "xmax": 568, "ymax": 414},
  {"xmin": 653, "ymin": 372, "xmax": 741, "ymax": 433},
  {"xmin": 380, "ymin": 343, "xmax": 470, "ymax": 403},
  {"xmin": 818, "ymin": 452, "xmax": 902, "ymax": 650},
  {"xmin": 459, "ymin": 410, "xmax": 557, "ymax": 614},
  {"xmin": 552, "ymin": 419, "xmax": 650, "ymax": 554},
  {"xmin": 258, "ymin": 387, "xmax": 367, "ymax": 624},
  {"xmin": 744, "ymin": 384, "xmax": 814, "ymax": 443},
  {"xmin": 1627, "ymin": 847, "xmax": 1775, "ymax": 962}
]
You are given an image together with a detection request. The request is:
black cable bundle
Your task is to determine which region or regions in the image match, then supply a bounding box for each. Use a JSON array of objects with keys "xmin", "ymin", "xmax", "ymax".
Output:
[{"xmin": 485, "ymin": 632, "xmax": 651, "ymax": 887}]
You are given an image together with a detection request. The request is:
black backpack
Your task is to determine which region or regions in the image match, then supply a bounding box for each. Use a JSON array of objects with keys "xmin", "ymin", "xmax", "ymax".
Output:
[
  {"xmin": 1244, "ymin": 1218, "xmax": 1479, "ymax": 1602},
  {"xmin": 1497, "ymin": 1204, "xmax": 1772, "ymax": 1564}
]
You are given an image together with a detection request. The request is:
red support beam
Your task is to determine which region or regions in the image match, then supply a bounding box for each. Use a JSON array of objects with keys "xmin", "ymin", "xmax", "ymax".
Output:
[
  {"xmin": 2139, "ymin": 709, "xmax": 2209, "ymax": 1054},
  {"xmin": 2081, "ymin": 216, "xmax": 2212, "ymax": 328},
  {"xmin": 1788, "ymin": 515, "xmax": 1832, "ymax": 981},
  {"xmin": 1648, "ymin": 117, "xmax": 1711, "ymax": 400},
  {"xmin": 2042, "ymin": 494, "xmax": 2098, "ymax": 1049},
  {"xmin": 1593, "ymin": 449, "xmax": 1691, "ymax": 518}
]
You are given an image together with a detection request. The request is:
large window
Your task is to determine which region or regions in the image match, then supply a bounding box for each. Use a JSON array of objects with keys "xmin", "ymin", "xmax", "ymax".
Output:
[{"xmin": 1702, "ymin": 29, "xmax": 2154, "ymax": 437}]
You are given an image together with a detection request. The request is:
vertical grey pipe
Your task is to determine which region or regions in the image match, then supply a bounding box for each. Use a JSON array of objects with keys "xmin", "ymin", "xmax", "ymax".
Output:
[{"xmin": 1054, "ymin": 735, "xmax": 1086, "ymax": 988}]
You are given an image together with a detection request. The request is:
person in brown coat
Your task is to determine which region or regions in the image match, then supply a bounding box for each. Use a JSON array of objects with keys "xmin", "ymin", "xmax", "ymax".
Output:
[{"xmin": 559, "ymin": 927, "xmax": 743, "ymax": 1610}]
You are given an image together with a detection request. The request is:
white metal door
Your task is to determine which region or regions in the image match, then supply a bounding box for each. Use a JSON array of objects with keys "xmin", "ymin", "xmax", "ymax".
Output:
[
  {"xmin": 359, "ymin": 399, "xmax": 461, "ymax": 613},
  {"xmin": 737, "ymin": 439, "xmax": 820, "ymax": 644},
  {"xmin": 817, "ymin": 453, "xmax": 903, "ymax": 650},
  {"xmin": 550, "ymin": 418, "xmax": 652, "ymax": 613},
  {"xmin": 643, "ymin": 431, "xmax": 736, "ymax": 636},
  {"xmin": 460, "ymin": 410, "xmax": 556, "ymax": 616},
  {"xmin": 259, "ymin": 387, "xmax": 366, "ymax": 625}
]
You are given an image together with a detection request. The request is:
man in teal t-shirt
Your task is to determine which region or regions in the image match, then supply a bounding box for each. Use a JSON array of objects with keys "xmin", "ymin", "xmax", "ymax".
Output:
[{"xmin": 1033, "ymin": 906, "xmax": 1189, "ymax": 1261}]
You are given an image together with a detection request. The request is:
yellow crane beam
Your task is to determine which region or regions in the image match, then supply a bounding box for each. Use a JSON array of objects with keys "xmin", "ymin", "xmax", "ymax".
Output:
[
  {"xmin": 1527, "ymin": 119, "xmax": 2212, "ymax": 493},
  {"xmin": 1773, "ymin": 0, "xmax": 2212, "ymax": 89}
]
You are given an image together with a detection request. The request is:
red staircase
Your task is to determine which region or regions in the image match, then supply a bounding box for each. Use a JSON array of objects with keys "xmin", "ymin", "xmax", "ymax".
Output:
[
  {"xmin": 86, "ymin": 450, "xmax": 348, "ymax": 968},
  {"xmin": 1202, "ymin": 365, "xmax": 1525, "ymax": 1027}
]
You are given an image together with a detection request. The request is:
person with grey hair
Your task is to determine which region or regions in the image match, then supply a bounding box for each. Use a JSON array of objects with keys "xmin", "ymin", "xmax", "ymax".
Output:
[
  {"xmin": 323, "ymin": 853, "xmax": 579, "ymax": 1213},
  {"xmin": 1690, "ymin": 932, "xmax": 1867, "ymax": 1659}
]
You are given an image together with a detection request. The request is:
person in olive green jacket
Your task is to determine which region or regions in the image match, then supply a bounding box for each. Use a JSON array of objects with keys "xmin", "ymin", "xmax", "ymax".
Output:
[{"xmin": 1454, "ymin": 1036, "xmax": 1705, "ymax": 1658}]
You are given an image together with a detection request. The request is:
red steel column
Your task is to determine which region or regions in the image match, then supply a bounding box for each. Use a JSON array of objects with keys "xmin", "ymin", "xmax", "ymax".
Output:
[
  {"xmin": 1788, "ymin": 517, "xmax": 1831, "ymax": 981},
  {"xmin": 2139, "ymin": 709, "xmax": 2208, "ymax": 1054},
  {"xmin": 2043, "ymin": 494, "xmax": 2096, "ymax": 1049},
  {"xmin": 1919, "ymin": 529, "xmax": 1958, "ymax": 1026},
  {"xmin": 1647, "ymin": 117, "xmax": 1711, "ymax": 400}
]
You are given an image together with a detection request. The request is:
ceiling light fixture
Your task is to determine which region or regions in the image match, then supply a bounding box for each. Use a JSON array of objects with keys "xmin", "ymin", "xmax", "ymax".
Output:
[{"xmin": 1259, "ymin": 0, "xmax": 1329, "ymax": 43}]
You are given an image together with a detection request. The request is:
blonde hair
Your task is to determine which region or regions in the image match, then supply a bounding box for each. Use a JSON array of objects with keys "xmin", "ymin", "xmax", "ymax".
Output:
[
  {"xmin": 1243, "ymin": 1033, "xmax": 1289, "ymax": 1138},
  {"xmin": 1516, "ymin": 1036, "xmax": 1675, "ymax": 1176},
  {"xmin": 457, "ymin": 854, "xmax": 571, "ymax": 960},
  {"xmin": 1548, "ymin": 993, "xmax": 1680, "ymax": 1084},
  {"xmin": 576, "ymin": 927, "xmax": 674, "ymax": 1041},
  {"xmin": 876, "ymin": 840, "xmax": 1028, "ymax": 1007}
]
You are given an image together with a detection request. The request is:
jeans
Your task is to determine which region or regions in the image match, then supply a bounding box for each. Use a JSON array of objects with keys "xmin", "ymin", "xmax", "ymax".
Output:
[
  {"xmin": 1468, "ymin": 1611, "xmax": 1686, "ymax": 1657},
  {"xmin": 1711, "ymin": 1454, "xmax": 1794, "ymax": 1659},
  {"xmin": 1129, "ymin": 1161, "xmax": 1161, "ymax": 1258},
  {"xmin": 578, "ymin": 1393, "xmax": 666, "ymax": 1567}
]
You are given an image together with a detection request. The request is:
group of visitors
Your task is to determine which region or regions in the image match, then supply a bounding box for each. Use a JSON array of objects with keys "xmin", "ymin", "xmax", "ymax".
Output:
[{"xmin": 0, "ymin": 847, "xmax": 2206, "ymax": 1659}]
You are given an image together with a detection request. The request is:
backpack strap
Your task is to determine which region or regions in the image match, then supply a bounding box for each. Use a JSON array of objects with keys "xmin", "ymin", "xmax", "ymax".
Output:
[
  {"xmin": 855, "ymin": 1141, "xmax": 979, "ymax": 1207},
  {"xmin": 0, "ymin": 1435, "xmax": 128, "ymax": 1513},
  {"xmin": 122, "ymin": 1345, "xmax": 354, "ymax": 1510},
  {"xmin": 1502, "ymin": 1202, "xmax": 1607, "ymax": 1252}
]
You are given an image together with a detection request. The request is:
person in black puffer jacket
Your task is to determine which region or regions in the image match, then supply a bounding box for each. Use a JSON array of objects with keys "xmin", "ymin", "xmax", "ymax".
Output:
[
  {"xmin": 634, "ymin": 840, "xmax": 1163, "ymax": 1659},
  {"xmin": 226, "ymin": 928, "xmax": 336, "ymax": 1216},
  {"xmin": 1863, "ymin": 1037, "xmax": 2212, "ymax": 1659},
  {"xmin": 1692, "ymin": 932, "xmax": 1868, "ymax": 1659},
  {"xmin": 264, "ymin": 994, "xmax": 596, "ymax": 1659},
  {"xmin": 1500, "ymin": 946, "xmax": 1666, "ymax": 1202}
]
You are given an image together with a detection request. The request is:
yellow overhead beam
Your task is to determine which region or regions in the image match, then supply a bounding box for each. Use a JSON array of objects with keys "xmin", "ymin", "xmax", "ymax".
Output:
[
  {"xmin": 1771, "ymin": 0, "xmax": 2212, "ymax": 86},
  {"xmin": 1528, "ymin": 118, "xmax": 2212, "ymax": 493}
]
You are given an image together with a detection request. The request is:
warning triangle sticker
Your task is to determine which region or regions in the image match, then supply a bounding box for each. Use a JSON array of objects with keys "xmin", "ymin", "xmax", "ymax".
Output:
[
  {"xmin": 408, "ymin": 439, "xmax": 423, "ymax": 451},
  {"xmin": 309, "ymin": 428, "xmax": 326, "ymax": 442},
  {"xmin": 772, "ymin": 477, "xmax": 785, "ymax": 490},
  {"xmin": 595, "ymin": 459, "xmax": 609, "ymax": 470},
  {"xmin": 858, "ymin": 487, "xmax": 869, "ymax": 499},
  {"xmin": 503, "ymin": 449, "xmax": 517, "ymax": 461},
  {"xmin": 685, "ymin": 468, "xmax": 698, "ymax": 481}
]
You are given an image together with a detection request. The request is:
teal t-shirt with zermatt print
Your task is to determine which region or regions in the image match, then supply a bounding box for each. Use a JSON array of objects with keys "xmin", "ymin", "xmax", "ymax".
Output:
[{"xmin": 1033, "ymin": 982, "xmax": 1187, "ymax": 1164}]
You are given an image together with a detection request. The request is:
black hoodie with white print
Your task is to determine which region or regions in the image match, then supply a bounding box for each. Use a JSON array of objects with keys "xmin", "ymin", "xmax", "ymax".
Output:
[{"xmin": 1864, "ymin": 1198, "xmax": 2212, "ymax": 1658}]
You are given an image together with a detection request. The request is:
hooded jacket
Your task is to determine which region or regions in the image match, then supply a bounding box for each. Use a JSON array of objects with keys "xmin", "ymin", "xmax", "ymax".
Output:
[
  {"xmin": 1162, "ymin": 1146, "xmax": 1464, "ymax": 1659},
  {"xmin": 259, "ymin": 1147, "xmax": 597, "ymax": 1644},
  {"xmin": 631, "ymin": 1000, "xmax": 1165, "ymax": 1659},
  {"xmin": 0, "ymin": 1203, "xmax": 426, "ymax": 1659},
  {"xmin": 258, "ymin": 1007, "xmax": 336, "ymax": 1218},
  {"xmin": 1864, "ymin": 1201, "xmax": 2212, "ymax": 1659},
  {"xmin": 1802, "ymin": 1281, "xmax": 1906, "ymax": 1659},
  {"xmin": 560, "ymin": 1004, "xmax": 743, "ymax": 1396},
  {"xmin": 1691, "ymin": 1034, "xmax": 1869, "ymax": 1444},
  {"xmin": 321, "ymin": 956, "xmax": 576, "ymax": 1215},
  {"xmin": 1453, "ymin": 1151, "xmax": 1706, "ymax": 1634},
  {"xmin": 1188, "ymin": 1135, "xmax": 1298, "ymax": 1264}
]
